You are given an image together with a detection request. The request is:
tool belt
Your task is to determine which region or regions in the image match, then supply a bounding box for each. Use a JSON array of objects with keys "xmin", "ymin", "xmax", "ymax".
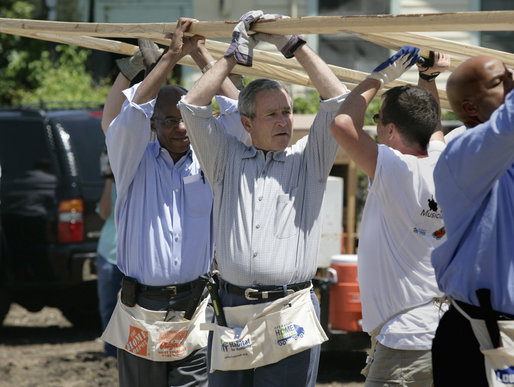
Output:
[
  {"xmin": 101, "ymin": 297, "xmax": 210, "ymax": 362},
  {"xmin": 121, "ymin": 276, "xmax": 198, "ymax": 307},
  {"xmin": 221, "ymin": 280, "xmax": 312, "ymax": 301},
  {"xmin": 455, "ymin": 300, "xmax": 514, "ymax": 321},
  {"xmin": 453, "ymin": 289, "xmax": 514, "ymax": 386},
  {"xmin": 201, "ymin": 286, "xmax": 328, "ymax": 372}
]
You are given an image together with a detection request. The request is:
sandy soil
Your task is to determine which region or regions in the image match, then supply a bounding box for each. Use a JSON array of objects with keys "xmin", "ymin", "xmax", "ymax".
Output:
[{"xmin": 0, "ymin": 303, "xmax": 365, "ymax": 387}]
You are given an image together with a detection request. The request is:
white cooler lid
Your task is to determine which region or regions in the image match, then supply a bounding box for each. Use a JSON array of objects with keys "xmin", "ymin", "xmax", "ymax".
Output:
[{"xmin": 331, "ymin": 254, "xmax": 358, "ymax": 264}]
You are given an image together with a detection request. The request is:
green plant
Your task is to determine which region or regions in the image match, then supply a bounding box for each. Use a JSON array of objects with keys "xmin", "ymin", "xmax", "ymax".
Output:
[{"xmin": 17, "ymin": 45, "xmax": 111, "ymax": 105}]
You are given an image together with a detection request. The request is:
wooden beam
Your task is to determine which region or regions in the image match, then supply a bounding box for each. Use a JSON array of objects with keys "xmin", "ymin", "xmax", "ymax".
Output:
[
  {"xmin": 358, "ymin": 31, "xmax": 514, "ymax": 69},
  {"xmin": 1, "ymin": 10, "xmax": 513, "ymax": 39},
  {"xmin": 0, "ymin": 26, "xmax": 136, "ymax": 55},
  {"xmin": 0, "ymin": 26, "xmax": 451, "ymax": 109}
]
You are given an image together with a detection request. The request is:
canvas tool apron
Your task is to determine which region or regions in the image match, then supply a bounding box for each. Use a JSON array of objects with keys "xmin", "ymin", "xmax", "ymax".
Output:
[
  {"xmin": 201, "ymin": 286, "xmax": 328, "ymax": 373},
  {"xmin": 453, "ymin": 300, "xmax": 514, "ymax": 386},
  {"xmin": 101, "ymin": 296, "xmax": 209, "ymax": 362}
]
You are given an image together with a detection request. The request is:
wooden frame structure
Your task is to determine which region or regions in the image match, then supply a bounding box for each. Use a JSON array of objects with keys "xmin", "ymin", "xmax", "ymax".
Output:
[{"xmin": 1, "ymin": 11, "xmax": 513, "ymax": 253}]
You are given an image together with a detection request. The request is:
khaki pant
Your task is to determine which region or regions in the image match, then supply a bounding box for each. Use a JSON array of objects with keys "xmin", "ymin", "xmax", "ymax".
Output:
[{"xmin": 365, "ymin": 342, "xmax": 433, "ymax": 387}]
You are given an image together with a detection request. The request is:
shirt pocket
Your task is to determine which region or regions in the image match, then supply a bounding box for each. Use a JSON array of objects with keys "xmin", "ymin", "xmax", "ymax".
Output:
[
  {"xmin": 183, "ymin": 175, "xmax": 213, "ymax": 218},
  {"xmin": 274, "ymin": 187, "xmax": 298, "ymax": 239}
]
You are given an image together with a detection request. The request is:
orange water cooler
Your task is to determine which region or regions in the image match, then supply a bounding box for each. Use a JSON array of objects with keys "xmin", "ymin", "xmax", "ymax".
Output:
[{"xmin": 328, "ymin": 254, "xmax": 362, "ymax": 331}]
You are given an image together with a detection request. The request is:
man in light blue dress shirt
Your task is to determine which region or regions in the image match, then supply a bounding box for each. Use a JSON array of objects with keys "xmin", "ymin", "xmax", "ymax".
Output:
[
  {"xmin": 431, "ymin": 55, "xmax": 514, "ymax": 386},
  {"xmin": 103, "ymin": 19, "xmax": 247, "ymax": 387}
]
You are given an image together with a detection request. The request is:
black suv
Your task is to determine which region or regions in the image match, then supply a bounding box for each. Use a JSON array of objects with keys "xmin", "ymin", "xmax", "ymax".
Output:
[{"xmin": 0, "ymin": 105, "xmax": 106, "ymax": 328}]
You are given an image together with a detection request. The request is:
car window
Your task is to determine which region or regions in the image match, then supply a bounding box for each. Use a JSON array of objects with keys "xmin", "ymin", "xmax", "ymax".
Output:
[
  {"xmin": 53, "ymin": 113, "xmax": 105, "ymax": 184},
  {"xmin": 0, "ymin": 119, "xmax": 56, "ymax": 182}
]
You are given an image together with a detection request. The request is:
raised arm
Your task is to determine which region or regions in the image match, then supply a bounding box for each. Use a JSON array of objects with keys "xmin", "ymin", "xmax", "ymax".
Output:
[
  {"xmin": 330, "ymin": 46, "xmax": 420, "ymax": 178},
  {"xmin": 417, "ymin": 51, "xmax": 451, "ymax": 143},
  {"xmin": 133, "ymin": 18, "xmax": 202, "ymax": 105},
  {"xmin": 101, "ymin": 39, "xmax": 163, "ymax": 134},
  {"xmin": 189, "ymin": 39, "xmax": 239, "ymax": 100},
  {"xmin": 185, "ymin": 11, "xmax": 265, "ymax": 106}
]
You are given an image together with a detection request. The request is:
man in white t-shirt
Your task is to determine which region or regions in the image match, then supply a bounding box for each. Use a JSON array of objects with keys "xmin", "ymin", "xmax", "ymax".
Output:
[{"xmin": 330, "ymin": 47, "xmax": 449, "ymax": 385}]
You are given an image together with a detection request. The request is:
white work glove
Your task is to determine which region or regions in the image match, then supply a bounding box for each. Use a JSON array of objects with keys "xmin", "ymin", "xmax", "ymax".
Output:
[
  {"xmin": 224, "ymin": 10, "xmax": 264, "ymax": 66},
  {"xmin": 254, "ymin": 14, "xmax": 306, "ymax": 58},
  {"xmin": 367, "ymin": 45, "xmax": 420, "ymax": 87}
]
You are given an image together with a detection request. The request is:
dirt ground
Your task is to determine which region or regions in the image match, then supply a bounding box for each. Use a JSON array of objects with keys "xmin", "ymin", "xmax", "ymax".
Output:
[{"xmin": 0, "ymin": 303, "xmax": 365, "ymax": 387}]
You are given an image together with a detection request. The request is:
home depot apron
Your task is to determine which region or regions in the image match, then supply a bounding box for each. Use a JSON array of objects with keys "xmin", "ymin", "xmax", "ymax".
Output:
[
  {"xmin": 453, "ymin": 300, "xmax": 514, "ymax": 386},
  {"xmin": 201, "ymin": 287, "xmax": 328, "ymax": 373},
  {"xmin": 101, "ymin": 297, "xmax": 209, "ymax": 362}
]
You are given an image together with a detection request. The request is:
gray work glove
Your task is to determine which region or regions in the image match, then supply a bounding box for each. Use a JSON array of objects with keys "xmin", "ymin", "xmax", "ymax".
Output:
[
  {"xmin": 138, "ymin": 38, "xmax": 165, "ymax": 77},
  {"xmin": 116, "ymin": 49, "xmax": 145, "ymax": 81},
  {"xmin": 367, "ymin": 45, "xmax": 420, "ymax": 87},
  {"xmin": 255, "ymin": 14, "xmax": 306, "ymax": 58},
  {"xmin": 254, "ymin": 32, "xmax": 306, "ymax": 59},
  {"xmin": 224, "ymin": 10, "xmax": 264, "ymax": 66}
]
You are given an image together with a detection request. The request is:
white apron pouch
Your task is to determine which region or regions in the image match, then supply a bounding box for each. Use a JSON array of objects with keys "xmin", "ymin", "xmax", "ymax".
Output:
[
  {"xmin": 202, "ymin": 287, "xmax": 328, "ymax": 373},
  {"xmin": 453, "ymin": 300, "xmax": 514, "ymax": 386},
  {"xmin": 101, "ymin": 296, "xmax": 209, "ymax": 362}
]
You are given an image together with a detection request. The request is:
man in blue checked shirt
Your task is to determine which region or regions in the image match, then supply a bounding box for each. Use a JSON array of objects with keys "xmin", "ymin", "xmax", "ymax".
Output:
[
  {"xmin": 431, "ymin": 56, "xmax": 514, "ymax": 386},
  {"xmin": 101, "ymin": 19, "xmax": 248, "ymax": 387}
]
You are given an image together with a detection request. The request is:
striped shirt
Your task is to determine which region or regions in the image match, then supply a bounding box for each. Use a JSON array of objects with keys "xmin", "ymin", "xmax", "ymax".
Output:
[{"xmin": 178, "ymin": 92, "xmax": 348, "ymax": 286}]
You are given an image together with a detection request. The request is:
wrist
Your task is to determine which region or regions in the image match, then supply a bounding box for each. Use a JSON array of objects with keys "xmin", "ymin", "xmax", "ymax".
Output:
[
  {"xmin": 190, "ymin": 45, "xmax": 211, "ymax": 65},
  {"xmin": 419, "ymin": 71, "xmax": 440, "ymax": 82},
  {"xmin": 201, "ymin": 60, "xmax": 217, "ymax": 73}
]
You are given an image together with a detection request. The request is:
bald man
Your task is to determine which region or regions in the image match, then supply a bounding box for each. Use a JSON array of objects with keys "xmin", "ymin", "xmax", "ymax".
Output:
[{"xmin": 431, "ymin": 56, "xmax": 514, "ymax": 386}]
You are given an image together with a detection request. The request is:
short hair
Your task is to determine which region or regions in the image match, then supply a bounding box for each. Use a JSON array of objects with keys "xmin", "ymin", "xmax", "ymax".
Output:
[
  {"xmin": 382, "ymin": 85, "xmax": 439, "ymax": 149},
  {"xmin": 154, "ymin": 85, "xmax": 187, "ymax": 115},
  {"xmin": 238, "ymin": 78, "xmax": 291, "ymax": 118}
]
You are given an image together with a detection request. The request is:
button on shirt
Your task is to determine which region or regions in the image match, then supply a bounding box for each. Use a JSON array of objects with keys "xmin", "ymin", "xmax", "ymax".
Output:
[
  {"xmin": 178, "ymin": 91, "xmax": 349, "ymax": 287},
  {"xmin": 432, "ymin": 89, "xmax": 514, "ymax": 315},
  {"xmin": 106, "ymin": 84, "xmax": 245, "ymax": 286}
]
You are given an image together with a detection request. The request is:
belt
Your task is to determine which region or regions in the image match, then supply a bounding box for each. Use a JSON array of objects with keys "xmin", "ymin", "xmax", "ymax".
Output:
[
  {"xmin": 223, "ymin": 280, "xmax": 311, "ymax": 301},
  {"xmin": 455, "ymin": 300, "xmax": 514, "ymax": 321},
  {"xmin": 137, "ymin": 280, "xmax": 197, "ymax": 297}
]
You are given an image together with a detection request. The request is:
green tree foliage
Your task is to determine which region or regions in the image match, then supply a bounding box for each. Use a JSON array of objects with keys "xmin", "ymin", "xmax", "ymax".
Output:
[
  {"xmin": 17, "ymin": 44, "xmax": 111, "ymax": 106},
  {"xmin": 0, "ymin": 0, "xmax": 110, "ymax": 106}
]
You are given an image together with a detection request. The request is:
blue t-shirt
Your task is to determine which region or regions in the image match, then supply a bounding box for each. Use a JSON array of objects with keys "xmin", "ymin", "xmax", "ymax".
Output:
[{"xmin": 96, "ymin": 182, "xmax": 117, "ymax": 265}]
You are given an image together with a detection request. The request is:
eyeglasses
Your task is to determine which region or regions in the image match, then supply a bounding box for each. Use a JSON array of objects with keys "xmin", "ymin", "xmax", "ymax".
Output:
[
  {"xmin": 373, "ymin": 113, "xmax": 380, "ymax": 124},
  {"xmin": 153, "ymin": 117, "xmax": 183, "ymax": 127}
]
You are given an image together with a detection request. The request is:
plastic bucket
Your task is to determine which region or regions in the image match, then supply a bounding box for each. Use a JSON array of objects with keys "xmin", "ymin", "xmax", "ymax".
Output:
[{"xmin": 329, "ymin": 254, "xmax": 362, "ymax": 331}]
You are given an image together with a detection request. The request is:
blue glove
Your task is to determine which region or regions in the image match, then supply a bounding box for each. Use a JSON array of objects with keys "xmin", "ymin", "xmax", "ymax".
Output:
[
  {"xmin": 367, "ymin": 45, "xmax": 420, "ymax": 87},
  {"xmin": 225, "ymin": 10, "xmax": 264, "ymax": 66}
]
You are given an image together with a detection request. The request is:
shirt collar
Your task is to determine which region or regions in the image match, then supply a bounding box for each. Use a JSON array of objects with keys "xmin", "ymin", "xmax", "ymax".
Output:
[
  {"xmin": 242, "ymin": 146, "xmax": 286, "ymax": 162},
  {"xmin": 151, "ymin": 138, "xmax": 192, "ymax": 163}
]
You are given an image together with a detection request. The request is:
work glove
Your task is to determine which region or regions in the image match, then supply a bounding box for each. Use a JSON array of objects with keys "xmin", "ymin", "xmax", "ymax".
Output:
[
  {"xmin": 138, "ymin": 38, "xmax": 165, "ymax": 77},
  {"xmin": 416, "ymin": 51, "xmax": 450, "ymax": 82},
  {"xmin": 224, "ymin": 10, "xmax": 264, "ymax": 66},
  {"xmin": 367, "ymin": 45, "xmax": 420, "ymax": 87},
  {"xmin": 116, "ymin": 48, "xmax": 146, "ymax": 81},
  {"xmin": 255, "ymin": 14, "xmax": 306, "ymax": 58}
]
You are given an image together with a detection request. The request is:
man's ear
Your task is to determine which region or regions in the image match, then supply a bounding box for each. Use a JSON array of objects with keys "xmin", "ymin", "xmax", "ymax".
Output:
[
  {"xmin": 150, "ymin": 119, "xmax": 156, "ymax": 132},
  {"xmin": 462, "ymin": 100, "xmax": 479, "ymax": 118},
  {"xmin": 240, "ymin": 115, "xmax": 253, "ymax": 134},
  {"xmin": 462, "ymin": 101, "xmax": 482, "ymax": 127}
]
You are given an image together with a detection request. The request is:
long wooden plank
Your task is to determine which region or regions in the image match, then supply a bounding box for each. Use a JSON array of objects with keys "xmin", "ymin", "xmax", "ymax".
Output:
[
  {"xmin": 1, "ymin": 10, "xmax": 514, "ymax": 39},
  {"xmin": 0, "ymin": 27, "xmax": 451, "ymax": 109},
  {"xmin": 359, "ymin": 32, "xmax": 514, "ymax": 69},
  {"xmin": 0, "ymin": 26, "xmax": 136, "ymax": 55}
]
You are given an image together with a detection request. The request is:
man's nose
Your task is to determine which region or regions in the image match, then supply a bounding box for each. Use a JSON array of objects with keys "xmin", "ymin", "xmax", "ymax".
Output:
[{"xmin": 277, "ymin": 113, "xmax": 288, "ymax": 126}]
